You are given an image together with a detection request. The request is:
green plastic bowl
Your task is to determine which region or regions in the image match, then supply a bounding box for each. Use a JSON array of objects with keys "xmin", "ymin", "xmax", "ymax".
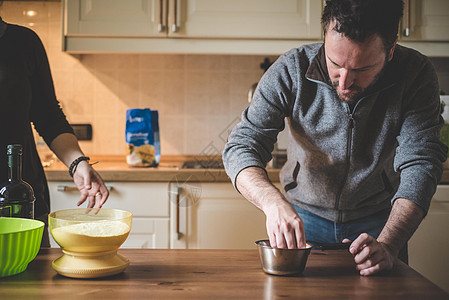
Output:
[{"xmin": 0, "ymin": 217, "xmax": 44, "ymax": 277}]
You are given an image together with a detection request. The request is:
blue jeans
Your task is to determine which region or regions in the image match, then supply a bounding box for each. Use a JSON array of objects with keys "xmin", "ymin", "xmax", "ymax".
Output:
[{"xmin": 293, "ymin": 205, "xmax": 408, "ymax": 264}]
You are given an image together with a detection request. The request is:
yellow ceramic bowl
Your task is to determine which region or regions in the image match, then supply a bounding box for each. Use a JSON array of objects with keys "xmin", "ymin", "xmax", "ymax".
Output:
[{"xmin": 49, "ymin": 208, "xmax": 132, "ymax": 253}]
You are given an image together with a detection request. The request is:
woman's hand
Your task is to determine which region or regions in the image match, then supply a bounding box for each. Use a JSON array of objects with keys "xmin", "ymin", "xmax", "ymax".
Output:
[{"xmin": 72, "ymin": 160, "xmax": 109, "ymax": 209}]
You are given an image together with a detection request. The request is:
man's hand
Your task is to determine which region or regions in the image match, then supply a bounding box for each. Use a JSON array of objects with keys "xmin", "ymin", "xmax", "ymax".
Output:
[
  {"xmin": 343, "ymin": 198, "xmax": 426, "ymax": 276},
  {"xmin": 343, "ymin": 234, "xmax": 396, "ymax": 276},
  {"xmin": 235, "ymin": 166, "xmax": 306, "ymax": 249},
  {"xmin": 265, "ymin": 201, "xmax": 306, "ymax": 249},
  {"xmin": 73, "ymin": 161, "xmax": 109, "ymax": 209}
]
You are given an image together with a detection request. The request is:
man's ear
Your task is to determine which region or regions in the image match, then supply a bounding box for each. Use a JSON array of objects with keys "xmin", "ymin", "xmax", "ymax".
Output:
[{"xmin": 388, "ymin": 36, "xmax": 398, "ymax": 61}]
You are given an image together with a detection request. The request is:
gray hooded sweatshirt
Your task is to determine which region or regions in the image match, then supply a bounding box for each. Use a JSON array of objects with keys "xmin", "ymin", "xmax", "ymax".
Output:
[{"xmin": 223, "ymin": 43, "xmax": 447, "ymax": 223}]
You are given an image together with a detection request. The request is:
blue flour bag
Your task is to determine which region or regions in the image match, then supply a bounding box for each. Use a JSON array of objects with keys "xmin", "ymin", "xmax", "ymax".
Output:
[{"xmin": 125, "ymin": 108, "xmax": 160, "ymax": 167}]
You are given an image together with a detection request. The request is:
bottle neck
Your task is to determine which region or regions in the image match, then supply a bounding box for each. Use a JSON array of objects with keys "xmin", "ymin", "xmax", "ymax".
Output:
[{"xmin": 8, "ymin": 153, "xmax": 22, "ymax": 181}]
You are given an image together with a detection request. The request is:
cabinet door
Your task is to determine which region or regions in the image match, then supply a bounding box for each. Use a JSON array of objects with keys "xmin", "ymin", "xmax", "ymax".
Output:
[
  {"xmin": 122, "ymin": 218, "xmax": 169, "ymax": 248},
  {"xmin": 400, "ymin": 0, "xmax": 449, "ymax": 41},
  {"xmin": 172, "ymin": 0, "xmax": 322, "ymax": 39},
  {"xmin": 408, "ymin": 185, "xmax": 449, "ymax": 293},
  {"xmin": 49, "ymin": 181, "xmax": 169, "ymax": 217},
  {"xmin": 170, "ymin": 182, "xmax": 269, "ymax": 249},
  {"xmin": 65, "ymin": 0, "xmax": 165, "ymax": 37}
]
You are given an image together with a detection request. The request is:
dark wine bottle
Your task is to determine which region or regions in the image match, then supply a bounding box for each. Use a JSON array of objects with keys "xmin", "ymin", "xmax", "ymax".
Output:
[{"xmin": 0, "ymin": 144, "xmax": 35, "ymax": 218}]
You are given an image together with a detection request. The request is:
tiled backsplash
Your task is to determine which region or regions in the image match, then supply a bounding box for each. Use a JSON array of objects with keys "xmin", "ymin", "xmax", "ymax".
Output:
[
  {"xmin": 0, "ymin": 1, "xmax": 276, "ymax": 155},
  {"xmin": 2, "ymin": 2, "xmax": 449, "ymax": 156}
]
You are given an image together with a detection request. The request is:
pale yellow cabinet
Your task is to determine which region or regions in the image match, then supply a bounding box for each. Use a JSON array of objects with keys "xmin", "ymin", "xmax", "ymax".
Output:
[
  {"xmin": 62, "ymin": 0, "xmax": 323, "ymax": 54},
  {"xmin": 169, "ymin": 182, "xmax": 269, "ymax": 249},
  {"xmin": 171, "ymin": 0, "xmax": 322, "ymax": 40},
  {"xmin": 65, "ymin": 0, "xmax": 322, "ymax": 39},
  {"xmin": 408, "ymin": 185, "xmax": 449, "ymax": 294},
  {"xmin": 400, "ymin": 0, "xmax": 449, "ymax": 41},
  {"xmin": 48, "ymin": 181, "xmax": 170, "ymax": 249},
  {"xmin": 64, "ymin": 0, "xmax": 165, "ymax": 37}
]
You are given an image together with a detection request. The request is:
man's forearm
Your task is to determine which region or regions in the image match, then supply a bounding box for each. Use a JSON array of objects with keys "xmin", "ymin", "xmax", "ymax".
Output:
[
  {"xmin": 236, "ymin": 166, "xmax": 287, "ymax": 213},
  {"xmin": 237, "ymin": 166, "xmax": 306, "ymax": 248},
  {"xmin": 377, "ymin": 198, "xmax": 426, "ymax": 256}
]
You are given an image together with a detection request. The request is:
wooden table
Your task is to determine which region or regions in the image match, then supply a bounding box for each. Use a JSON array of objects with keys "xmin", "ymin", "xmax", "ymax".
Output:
[{"xmin": 0, "ymin": 249, "xmax": 447, "ymax": 299}]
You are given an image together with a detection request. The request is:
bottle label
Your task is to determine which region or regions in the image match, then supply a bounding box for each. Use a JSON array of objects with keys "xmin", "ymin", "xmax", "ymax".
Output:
[
  {"xmin": 0, "ymin": 205, "xmax": 12, "ymax": 217},
  {"xmin": 0, "ymin": 203, "xmax": 33, "ymax": 219}
]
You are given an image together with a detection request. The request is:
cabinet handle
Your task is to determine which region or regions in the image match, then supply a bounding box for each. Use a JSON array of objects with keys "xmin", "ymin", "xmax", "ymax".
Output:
[
  {"xmin": 403, "ymin": 0, "xmax": 410, "ymax": 37},
  {"xmin": 175, "ymin": 186, "xmax": 183, "ymax": 240},
  {"xmin": 158, "ymin": 0, "xmax": 167, "ymax": 32},
  {"xmin": 57, "ymin": 185, "xmax": 113, "ymax": 192},
  {"xmin": 171, "ymin": 0, "xmax": 180, "ymax": 33}
]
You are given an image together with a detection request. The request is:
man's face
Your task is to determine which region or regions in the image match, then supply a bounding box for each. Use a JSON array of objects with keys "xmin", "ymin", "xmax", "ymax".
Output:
[{"xmin": 324, "ymin": 22, "xmax": 394, "ymax": 103}]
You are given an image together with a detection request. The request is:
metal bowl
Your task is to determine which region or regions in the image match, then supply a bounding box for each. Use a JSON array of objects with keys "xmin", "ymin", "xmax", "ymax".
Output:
[{"xmin": 255, "ymin": 240, "xmax": 312, "ymax": 276}]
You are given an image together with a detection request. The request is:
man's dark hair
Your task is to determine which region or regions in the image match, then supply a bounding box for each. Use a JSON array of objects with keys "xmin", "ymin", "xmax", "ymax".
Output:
[{"xmin": 322, "ymin": 0, "xmax": 404, "ymax": 52}]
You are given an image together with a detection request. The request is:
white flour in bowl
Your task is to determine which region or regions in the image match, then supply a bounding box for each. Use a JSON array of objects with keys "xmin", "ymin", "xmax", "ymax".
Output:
[{"xmin": 55, "ymin": 220, "xmax": 130, "ymax": 237}]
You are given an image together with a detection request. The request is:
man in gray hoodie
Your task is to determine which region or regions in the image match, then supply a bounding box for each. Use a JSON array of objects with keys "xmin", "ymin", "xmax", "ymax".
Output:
[{"xmin": 223, "ymin": 0, "xmax": 447, "ymax": 276}]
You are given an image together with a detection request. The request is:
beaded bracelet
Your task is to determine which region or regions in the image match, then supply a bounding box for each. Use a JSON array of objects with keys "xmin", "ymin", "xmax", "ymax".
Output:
[{"xmin": 68, "ymin": 156, "xmax": 90, "ymax": 177}]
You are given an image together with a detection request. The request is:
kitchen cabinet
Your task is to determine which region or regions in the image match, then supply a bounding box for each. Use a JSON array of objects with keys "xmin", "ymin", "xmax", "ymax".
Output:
[
  {"xmin": 399, "ymin": 0, "xmax": 449, "ymax": 41},
  {"xmin": 65, "ymin": 0, "xmax": 321, "ymax": 39},
  {"xmin": 64, "ymin": 0, "xmax": 163, "ymax": 37},
  {"xmin": 174, "ymin": 0, "xmax": 321, "ymax": 39},
  {"xmin": 62, "ymin": 0, "xmax": 323, "ymax": 54},
  {"xmin": 408, "ymin": 184, "xmax": 449, "ymax": 294},
  {"xmin": 169, "ymin": 182, "xmax": 271, "ymax": 249},
  {"xmin": 48, "ymin": 181, "xmax": 170, "ymax": 249}
]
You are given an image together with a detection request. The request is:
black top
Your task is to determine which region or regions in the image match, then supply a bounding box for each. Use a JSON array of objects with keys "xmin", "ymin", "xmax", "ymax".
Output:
[{"xmin": 0, "ymin": 18, "xmax": 74, "ymax": 217}]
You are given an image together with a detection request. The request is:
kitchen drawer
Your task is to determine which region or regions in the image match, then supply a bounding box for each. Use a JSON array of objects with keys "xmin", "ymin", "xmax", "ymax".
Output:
[
  {"xmin": 122, "ymin": 218, "xmax": 169, "ymax": 249},
  {"xmin": 48, "ymin": 182, "xmax": 170, "ymax": 217}
]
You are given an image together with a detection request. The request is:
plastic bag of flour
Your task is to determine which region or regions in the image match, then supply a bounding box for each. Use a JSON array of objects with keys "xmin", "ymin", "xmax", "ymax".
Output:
[{"xmin": 125, "ymin": 108, "xmax": 160, "ymax": 167}]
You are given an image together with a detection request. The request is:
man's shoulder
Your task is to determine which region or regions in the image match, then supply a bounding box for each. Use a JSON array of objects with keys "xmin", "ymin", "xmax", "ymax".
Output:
[
  {"xmin": 394, "ymin": 44, "xmax": 430, "ymax": 67},
  {"xmin": 275, "ymin": 43, "xmax": 323, "ymax": 73},
  {"xmin": 282, "ymin": 43, "xmax": 323, "ymax": 60}
]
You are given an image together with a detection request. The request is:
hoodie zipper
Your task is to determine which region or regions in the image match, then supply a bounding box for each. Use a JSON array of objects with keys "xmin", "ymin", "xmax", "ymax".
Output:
[
  {"xmin": 335, "ymin": 104, "xmax": 355, "ymax": 223},
  {"xmin": 306, "ymin": 74, "xmax": 397, "ymax": 222}
]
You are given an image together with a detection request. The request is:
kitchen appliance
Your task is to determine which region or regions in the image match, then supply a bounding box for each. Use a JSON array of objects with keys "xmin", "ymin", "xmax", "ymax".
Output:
[
  {"xmin": 255, "ymin": 240, "xmax": 312, "ymax": 275},
  {"xmin": 49, "ymin": 208, "xmax": 132, "ymax": 279},
  {"xmin": 0, "ymin": 217, "xmax": 44, "ymax": 277}
]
